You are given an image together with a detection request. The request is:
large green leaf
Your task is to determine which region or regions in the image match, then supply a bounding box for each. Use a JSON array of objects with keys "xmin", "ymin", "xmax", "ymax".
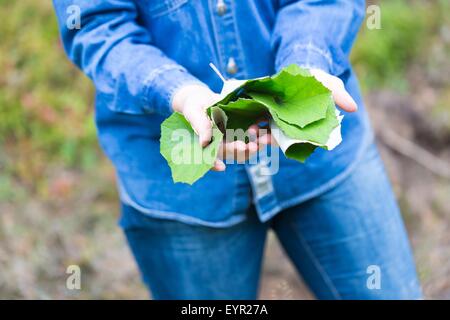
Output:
[
  {"xmin": 160, "ymin": 64, "xmax": 343, "ymax": 184},
  {"xmin": 160, "ymin": 112, "xmax": 223, "ymax": 185},
  {"xmin": 245, "ymin": 66, "xmax": 333, "ymax": 128},
  {"xmin": 217, "ymin": 98, "xmax": 267, "ymax": 130},
  {"xmin": 271, "ymin": 103, "xmax": 339, "ymax": 145}
]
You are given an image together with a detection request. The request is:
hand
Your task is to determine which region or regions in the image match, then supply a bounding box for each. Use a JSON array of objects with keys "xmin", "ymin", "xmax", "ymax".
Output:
[
  {"xmin": 218, "ymin": 122, "xmax": 273, "ymax": 163},
  {"xmin": 309, "ymin": 69, "xmax": 358, "ymax": 113},
  {"xmin": 172, "ymin": 84, "xmax": 271, "ymax": 171}
]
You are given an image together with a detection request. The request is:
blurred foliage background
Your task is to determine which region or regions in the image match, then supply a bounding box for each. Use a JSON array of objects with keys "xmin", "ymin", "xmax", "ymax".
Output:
[{"xmin": 0, "ymin": 0, "xmax": 449, "ymax": 299}]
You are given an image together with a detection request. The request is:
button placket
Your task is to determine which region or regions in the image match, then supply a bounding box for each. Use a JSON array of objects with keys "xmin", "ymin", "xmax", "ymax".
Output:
[
  {"xmin": 248, "ymin": 160, "xmax": 275, "ymax": 200},
  {"xmin": 210, "ymin": 0, "xmax": 244, "ymax": 79},
  {"xmin": 216, "ymin": 0, "xmax": 227, "ymax": 16},
  {"xmin": 210, "ymin": 0, "xmax": 278, "ymax": 219},
  {"xmin": 226, "ymin": 57, "xmax": 238, "ymax": 75}
]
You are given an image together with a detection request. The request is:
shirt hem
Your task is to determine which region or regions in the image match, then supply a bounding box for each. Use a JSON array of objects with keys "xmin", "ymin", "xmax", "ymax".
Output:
[
  {"xmin": 118, "ymin": 180, "xmax": 248, "ymax": 228},
  {"xmin": 117, "ymin": 120, "xmax": 373, "ymax": 229}
]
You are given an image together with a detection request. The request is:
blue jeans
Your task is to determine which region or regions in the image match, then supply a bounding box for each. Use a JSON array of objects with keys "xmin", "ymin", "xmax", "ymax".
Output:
[{"xmin": 119, "ymin": 144, "xmax": 422, "ymax": 299}]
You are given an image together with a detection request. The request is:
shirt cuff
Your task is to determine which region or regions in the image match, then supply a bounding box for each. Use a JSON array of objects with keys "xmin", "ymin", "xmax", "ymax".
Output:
[
  {"xmin": 143, "ymin": 64, "xmax": 205, "ymax": 116},
  {"xmin": 275, "ymin": 42, "xmax": 349, "ymax": 77}
]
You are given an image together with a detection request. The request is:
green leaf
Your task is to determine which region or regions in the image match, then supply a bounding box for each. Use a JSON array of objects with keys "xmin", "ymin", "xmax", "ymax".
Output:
[
  {"xmin": 283, "ymin": 64, "xmax": 312, "ymax": 77},
  {"xmin": 160, "ymin": 112, "xmax": 223, "ymax": 185},
  {"xmin": 247, "ymin": 72, "xmax": 333, "ymax": 128},
  {"xmin": 217, "ymin": 98, "xmax": 267, "ymax": 130},
  {"xmin": 271, "ymin": 103, "xmax": 339, "ymax": 145},
  {"xmin": 285, "ymin": 143, "xmax": 317, "ymax": 163},
  {"xmin": 160, "ymin": 64, "xmax": 343, "ymax": 184},
  {"xmin": 209, "ymin": 106, "xmax": 228, "ymax": 133}
]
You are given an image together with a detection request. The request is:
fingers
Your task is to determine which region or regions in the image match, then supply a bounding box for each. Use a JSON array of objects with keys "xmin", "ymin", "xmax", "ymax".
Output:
[
  {"xmin": 332, "ymin": 87, "xmax": 358, "ymax": 113},
  {"xmin": 248, "ymin": 124, "xmax": 275, "ymax": 147},
  {"xmin": 212, "ymin": 126, "xmax": 274, "ymax": 172},
  {"xmin": 183, "ymin": 107, "xmax": 212, "ymax": 147},
  {"xmin": 309, "ymin": 69, "xmax": 358, "ymax": 113},
  {"xmin": 247, "ymin": 125, "xmax": 259, "ymax": 142},
  {"xmin": 247, "ymin": 141, "xmax": 259, "ymax": 156},
  {"xmin": 211, "ymin": 159, "xmax": 226, "ymax": 172},
  {"xmin": 219, "ymin": 140, "xmax": 259, "ymax": 162},
  {"xmin": 219, "ymin": 140, "xmax": 246, "ymax": 161},
  {"xmin": 258, "ymin": 133, "xmax": 274, "ymax": 147},
  {"xmin": 173, "ymin": 85, "xmax": 219, "ymax": 147}
]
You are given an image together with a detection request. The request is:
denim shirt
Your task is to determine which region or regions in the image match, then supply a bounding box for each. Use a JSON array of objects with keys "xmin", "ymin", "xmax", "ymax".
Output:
[{"xmin": 53, "ymin": 0, "xmax": 373, "ymax": 227}]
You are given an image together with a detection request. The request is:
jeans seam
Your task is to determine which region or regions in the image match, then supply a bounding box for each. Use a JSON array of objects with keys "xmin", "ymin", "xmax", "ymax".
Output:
[{"xmin": 287, "ymin": 222, "xmax": 342, "ymax": 300}]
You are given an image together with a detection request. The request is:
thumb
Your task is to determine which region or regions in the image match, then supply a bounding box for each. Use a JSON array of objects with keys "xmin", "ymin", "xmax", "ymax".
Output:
[
  {"xmin": 332, "ymin": 88, "xmax": 358, "ymax": 113},
  {"xmin": 309, "ymin": 68, "xmax": 358, "ymax": 113},
  {"xmin": 184, "ymin": 107, "xmax": 213, "ymax": 147}
]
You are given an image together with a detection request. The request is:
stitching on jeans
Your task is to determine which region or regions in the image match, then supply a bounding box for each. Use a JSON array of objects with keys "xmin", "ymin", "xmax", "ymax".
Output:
[{"xmin": 287, "ymin": 222, "xmax": 342, "ymax": 299}]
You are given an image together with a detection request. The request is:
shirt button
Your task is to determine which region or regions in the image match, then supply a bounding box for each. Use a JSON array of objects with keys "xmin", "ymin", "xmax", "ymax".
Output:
[
  {"xmin": 226, "ymin": 57, "xmax": 238, "ymax": 75},
  {"xmin": 217, "ymin": 1, "xmax": 227, "ymax": 16}
]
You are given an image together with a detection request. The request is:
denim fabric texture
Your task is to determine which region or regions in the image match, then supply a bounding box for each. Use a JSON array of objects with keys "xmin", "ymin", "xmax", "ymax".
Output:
[
  {"xmin": 120, "ymin": 143, "xmax": 422, "ymax": 299},
  {"xmin": 53, "ymin": 0, "xmax": 371, "ymax": 225}
]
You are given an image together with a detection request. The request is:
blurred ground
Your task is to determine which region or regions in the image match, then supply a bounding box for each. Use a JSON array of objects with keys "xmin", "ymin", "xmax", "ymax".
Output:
[{"xmin": 0, "ymin": 0, "xmax": 449, "ymax": 299}]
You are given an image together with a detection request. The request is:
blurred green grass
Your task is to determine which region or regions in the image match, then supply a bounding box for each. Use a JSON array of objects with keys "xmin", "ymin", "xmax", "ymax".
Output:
[
  {"xmin": 0, "ymin": 1, "xmax": 97, "ymax": 188},
  {"xmin": 0, "ymin": 0, "xmax": 449, "ymax": 299},
  {"xmin": 352, "ymin": 0, "xmax": 447, "ymax": 91}
]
